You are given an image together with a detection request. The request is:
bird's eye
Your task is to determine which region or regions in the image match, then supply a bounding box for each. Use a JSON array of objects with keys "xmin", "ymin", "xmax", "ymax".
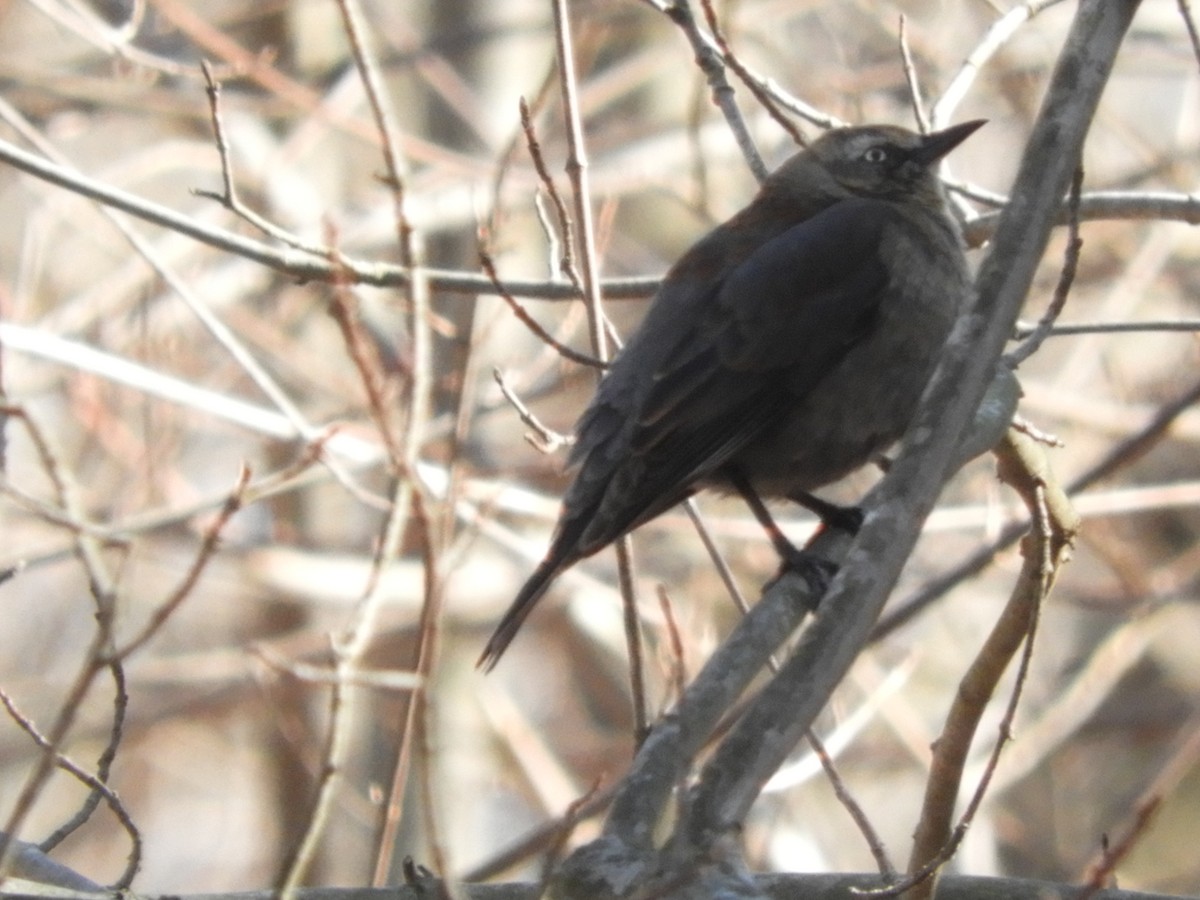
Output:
[{"xmin": 863, "ymin": 147, "xmax": 889, "ymax": 163}]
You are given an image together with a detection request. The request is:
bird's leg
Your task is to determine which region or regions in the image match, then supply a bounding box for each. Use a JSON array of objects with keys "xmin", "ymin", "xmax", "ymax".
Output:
[
  {"xmin": 785, "ymin": 489, "xmax": 864, "ymax": 535},
  {"xmin": 724, "ymin": 468, "xmax": 836, "ymax": 607}
]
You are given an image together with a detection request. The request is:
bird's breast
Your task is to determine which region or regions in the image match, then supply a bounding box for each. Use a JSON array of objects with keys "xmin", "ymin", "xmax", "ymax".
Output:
[{"xmin": 727, "ymin": 213, "xmax": 969, "ymax": 496}]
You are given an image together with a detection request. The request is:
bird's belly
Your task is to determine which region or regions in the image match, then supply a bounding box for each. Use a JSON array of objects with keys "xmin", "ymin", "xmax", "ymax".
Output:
[
  {"xmin": 726, "ymin": 285, "xmax": 958, "ymax": 497},
  {"xmin": 730, "ymin": 374, "xmax": 916, "ymax": 495}
]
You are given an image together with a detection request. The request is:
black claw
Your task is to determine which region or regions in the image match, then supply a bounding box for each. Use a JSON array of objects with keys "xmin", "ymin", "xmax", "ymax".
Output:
[
  {"xmin": 823, "ymin": 503, "xmax": 864, "ymax": 535},
  {"xmin": 787, "ymin": 490, "xmax": 864, "ymax": 535}
]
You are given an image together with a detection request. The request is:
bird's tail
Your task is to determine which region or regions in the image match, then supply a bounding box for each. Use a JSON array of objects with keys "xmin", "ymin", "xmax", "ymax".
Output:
[{"xmin": 477, "ymin": 553, "xmax": 570, "ymax": 671}]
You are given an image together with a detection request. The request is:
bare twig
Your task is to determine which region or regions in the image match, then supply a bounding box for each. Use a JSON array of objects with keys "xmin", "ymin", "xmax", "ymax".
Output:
[
  {"xmin": 1075, "ymin": 799, "xmax": 1161, "ymax": 900},
  {"xmin": 320, "ymin": 2, "xmax": 446, "ymax": 892},
  {"xmin": 1076, "ymin": 711, "xmax": 1200, "ymax": 897},
  {"xmin": 326, "ymin": 240, "xmax": 405, "ymax": 471},
  {"xmin": 3, "ymin": 132, "xmax": 1197, "ymax": 301},
  {"xmin": 931, "ymin": 0, "xmax": 1069, "ymax": 129},
  {"xmin": 519, "ymin": 97, "xmax": 584, "ymax": 289},
  {"xmin": 807, "ymin": 730, "xmax": 896, "ymax": 878},
  {"xmin": 538, "ymin": 779, "xmax": 605, "ymax": 896},
  {"xmin": 1014, "ymin": 317, "xmax": 1200, "ymax": 338},
  {"xmin": 1007, "ymin": 166, "xmax": 1085, "ymax": 367},
  {"xmin": 898, "ymin": 16, "xmax": 930, "ymax": 134},
  {"xmin": 656, "ymin": 0, "xmax": 767, "ymax": 180},
  {"xmin": 115, "ymin": 468, "xmax": 250, "ymax": 660},
  {"xmin": 1178, "ymin": 0, "xmax": 1200, "ymax": 72},
  {"xmin": 0, "ymin": 405, "xmax": 130, "ymax": 886},
  {"xmin": 657, "ymin": 585, "xmax": 689, "ymax": 706},
  {"xmin": 493, "ymin": 368, "xmax": 573, "ymax": 455},
  {"xmin": 876, "ymin": 372, "xmax": 1200, "ymax": 642},
  {"xmin": 194, "ymin": 61, "xmax": 332, "ymax": 255},
  {"xmin": 551, "ymin": 0, "xmax": 648, "ymax": 742},
  {"xmin": 899, "ymin": 429, "xmax": 1078, "ymax": 899},
  {"xmin": 697, "ymin": 0, "xmax": 807, "ymax": 150},
  {"xmin": 0, "ymin": 688, "xmax": 142, "ymax": 889},
  {"xmin": 478, "ymin": 245, "xmax": 606, "ymax": 369}
]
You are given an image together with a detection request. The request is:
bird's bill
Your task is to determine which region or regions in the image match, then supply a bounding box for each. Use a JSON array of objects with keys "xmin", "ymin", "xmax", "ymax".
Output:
[{"xmin": 912, "ymin": 119, "xmax": 987, "ymax": 165}]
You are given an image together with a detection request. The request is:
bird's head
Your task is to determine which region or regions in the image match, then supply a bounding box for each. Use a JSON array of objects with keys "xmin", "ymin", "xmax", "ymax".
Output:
[{"xmin": 807, "ymin": 120, "xmax": 985, "ymax": 203}]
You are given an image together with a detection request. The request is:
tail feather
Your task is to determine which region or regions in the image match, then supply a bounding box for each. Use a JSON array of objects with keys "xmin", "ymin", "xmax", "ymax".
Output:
[
  {"xmin": 479, "ymin": 479, "xmax": 625, "ymax": 670},
  {"xmin": 477, "ymin": 552, "xmax": 573, "ymax": 671}
]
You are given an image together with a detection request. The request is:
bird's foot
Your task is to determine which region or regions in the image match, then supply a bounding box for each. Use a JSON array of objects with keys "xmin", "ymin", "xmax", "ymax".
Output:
[
  {"xmin": 788, "ymin": 490, "xmax": 864, "ymax": 535},
  {"xmin": 769, "ymin": 547, "xmax": 838, "ymax": 613},
  {"xmin": 821, "ymin": 503, "xmax": 864, "ymax": 535}
]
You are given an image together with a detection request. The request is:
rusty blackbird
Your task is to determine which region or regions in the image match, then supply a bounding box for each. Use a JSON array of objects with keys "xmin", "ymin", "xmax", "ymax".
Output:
[{"xmin": 480, "ymin": 120, "xmax": 984, "ymax": 669}]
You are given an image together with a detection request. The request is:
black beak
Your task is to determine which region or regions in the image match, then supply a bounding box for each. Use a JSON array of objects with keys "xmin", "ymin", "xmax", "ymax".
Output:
[{"xmin": 911, "ymin": 119, "xmax": 987, "ymax": 166}]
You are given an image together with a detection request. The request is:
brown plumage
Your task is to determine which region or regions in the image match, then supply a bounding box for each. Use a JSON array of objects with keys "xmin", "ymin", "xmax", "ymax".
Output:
[{"xmin": 480, "ymin": 120, "xmax": 984, "ymax": 670}]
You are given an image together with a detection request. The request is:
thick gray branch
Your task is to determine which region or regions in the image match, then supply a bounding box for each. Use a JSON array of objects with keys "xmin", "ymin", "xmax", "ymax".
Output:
[{"xmin": 683, "ymin": 0, "xmax": 1142, "ymax": 842}]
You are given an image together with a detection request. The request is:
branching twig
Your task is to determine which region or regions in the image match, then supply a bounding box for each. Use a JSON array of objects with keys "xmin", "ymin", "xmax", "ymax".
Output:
[
  {"xmin": 493, "ymin": 368, "xmax": 573, "ymax": 455},
  {"xmin": 0, "ymin": 688, "xmax": 142, "ymax": 889},
  {"xmin": 654, "ymin": 0, "xmax": 767, "ymax": 180},
  {"xmin": 519, "ymin": 97, "xmax": 584, "ymax": 290},
  {"xmin": 2, "ymin": 133, "xmax": 1197, "ymax": 301},
  {"xmin": 1007, "ymin": 166, "xmax": 1086, "ymax": 367},
  {"xmin": 551, "ymin": 0, "xmax": 648, "ymax": 742},
  {"xmin": 195, "ymin": 61, "xmax": 331, "ymax": 254},
  {"xmin": 478, "ymin": 245, "xmax": 606, "ymax": 370},
  {"xmin": 876, "ymin": 371, "xmax": 1200, "ymax": 642},
  {"xmin": 897, "ymin": 428, "xmax": 1079, "ymax": 899},
  {"xmin": 697, "ymin": 0, "xmax": 807, "ymax": 150}
]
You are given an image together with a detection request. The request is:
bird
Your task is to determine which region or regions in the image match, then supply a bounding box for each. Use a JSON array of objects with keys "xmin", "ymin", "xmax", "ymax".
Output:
[{"xmin": 479, "ymin": 119, "xmax": 985, "ymax": 670}]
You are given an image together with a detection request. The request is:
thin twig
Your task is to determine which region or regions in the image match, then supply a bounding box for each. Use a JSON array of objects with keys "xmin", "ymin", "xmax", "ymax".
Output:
[
  {"xmin": 898, "ymin": 16, "xmax": 930, "ymax": 134},
  {"xmin": 252, "ymin": 644, "xmax": 421, "ymax": 691},
  {"xmin": 520, "ymin": 97, "xmax": 583, "ymax": 289},
  {"xmin": 1075, "ymin": 799, "xmax": 1162, "ymax": 900},
  {"xmin": 1177, "ymin": 0, "xmax": 1200, "ymax": 72},
  {"xmin": 37, "ymin": 661, "xmax": 128, "ymax": 860},
  {"xmin": 697, "ymin": 0, "xmax": 806, "ymax": 150},
  {"xmin": 550, "ymin": 0, "xmax": 648, "ymax": 742},
  {"xmin": 195, "ymin": 61, "xmax": 331, "ymax": 254},
  {"xmin": 3, "ymin": 133, "xmax": 1198, "ymax": 299},
  {"xmin": 897, "ymin": 429, "xmax": 1077, "ymax": 899},
  {"xmin": 659, "ymin": 0, "xmax": 767, "ymax": 179},
  {"xmin": 1014, "ymin": 318, "xmax": 1200, "ymax": 338},
  {"xmin": 875, "ymin": 373, "xmax": 1200, "ymax": 642},
  {"xmin": 478, "ymin": 245, "xmax": 606, "ymax": 369},
  {"xmin": 326, "ymin": 235, "xmax": 405, "ymax": 471},
  {"xmin": 1076, "ymin": 710, "xmax": 1200, "ymax": 897},
  {"xmin": 323, "ymin": 1, "xmax": 443, "ymax": 892},
  {"xmin": 537, "ymin": 779, "xmax": 605, "ymax": 896},
  {"xmin": 0, "ymin": 406, "xmax": 130, "ymax": 886},
  {"xmin": 657, "ymin": 585, "xmax": 689, "ymax": 706},
  {"xmin": 0, "ymin": 688, "xmax": 142, "ymax": 889},
  {"xmin": 1007, "ymin": 166, "xmax": 1085, "ymax": 367},
  {"xmin": 931, "ymin": 0, "xmax": 1068, "ymax": 128},
  {"xmin": 807, "ymin": 731, "xmax": 896, "ymax": 878},
  {"xmin": 493, "ymin": 368, "xmax": 573, "ymax": 454}
]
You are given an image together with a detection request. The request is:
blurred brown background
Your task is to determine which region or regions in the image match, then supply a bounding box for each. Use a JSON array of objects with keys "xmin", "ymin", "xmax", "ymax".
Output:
[{"xmin": 1, "ymin": 0, "xmax": 1198, "ymax": 894}]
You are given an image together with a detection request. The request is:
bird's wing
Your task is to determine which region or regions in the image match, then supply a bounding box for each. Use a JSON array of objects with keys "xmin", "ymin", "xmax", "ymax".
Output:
[
  {"xmin": 563, "ymin": 197, "xmax": 897, "ymax": 552},
  {"xmin": 635, "ymin": 197, "xmax": 894, "ymax": 450}
]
